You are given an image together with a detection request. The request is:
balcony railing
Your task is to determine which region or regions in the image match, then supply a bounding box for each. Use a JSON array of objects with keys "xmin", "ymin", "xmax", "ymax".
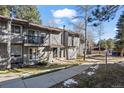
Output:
[{"xmin": 24, "ymin": 35, "xmax": 44, "ymax": 44}]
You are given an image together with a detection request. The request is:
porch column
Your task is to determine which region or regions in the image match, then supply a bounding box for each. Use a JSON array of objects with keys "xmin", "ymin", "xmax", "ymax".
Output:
[
  {"xmin": 57, "ymin": 48, "xmax": 60, "ymax": 58},
  {"xmin": 48, "ymin": 48, "xmax": 53, "ymax": 63},
  {"xmin": 7, "ymin": 20, "xmax": 11, "ymax": 69}
]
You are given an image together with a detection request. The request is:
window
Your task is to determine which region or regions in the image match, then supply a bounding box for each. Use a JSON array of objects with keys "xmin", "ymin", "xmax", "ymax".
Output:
[
  {"xmin": 11, "ymin": 25, "xmax": 21, "ymax": 33},
  {"xmin": 11, "ymin": 45, "xmax": 22, "ymax": 57},
  {"xmin": 28, "ymin": 30, "xmax": 35, "ymax": 36},
  {"xmin": 61, "ymin": 34, "xmax": 63, "ymax": 44},
  {"xmin": 72, "ymin": 37, "xmax": 74, "ymax": 46},
  {"xmin": 15, "ymin": 25, "xmax": 21, "ymax": 33},
  {"xmin": 40, "ymin": 34, "xmax": 45, "ymax": 44},
  {"xmin": 0, "ymin": 21, "xmax": 7, "ymax": 30}
]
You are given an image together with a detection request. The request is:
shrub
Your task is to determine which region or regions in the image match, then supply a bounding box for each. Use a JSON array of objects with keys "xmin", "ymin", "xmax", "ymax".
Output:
[
  {"xmin": 77, "ymin": 54, "xmax": 83, "ymax": 59},
  {"xmin": 37, "ymin": 60, "xmax": 48, "ymax": 66}
]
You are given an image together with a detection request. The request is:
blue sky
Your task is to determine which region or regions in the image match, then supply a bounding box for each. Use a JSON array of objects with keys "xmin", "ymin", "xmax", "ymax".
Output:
[
  {"xmin": 37, "ymin": 5, "xmax": 123, "ymax": 43},
  {"xmin": 37, "ymin": 5, "xmax": 76, "ymax": 28}
]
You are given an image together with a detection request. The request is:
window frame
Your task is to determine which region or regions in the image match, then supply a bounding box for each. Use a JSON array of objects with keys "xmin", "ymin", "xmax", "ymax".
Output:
[
  {"xmin": 11, "ymin": 24, "xmax": 22, "ymax": 34},
  {"xmin": 11, "ymin": 45, "xmax": 22, "ymax": 57},
  {"xmin": 0, "ymin": 21, "xmax": 7, "ymax": 30}
]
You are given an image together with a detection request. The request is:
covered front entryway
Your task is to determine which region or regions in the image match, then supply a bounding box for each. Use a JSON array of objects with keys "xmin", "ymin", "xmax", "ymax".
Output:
[
  {"xmin": 53, "ymin": 48, "xmax": 57, "ymax": 58},
  {"xmin": 68, "ymin": 47, "xmax": 77, "ymax": 59},
  {"xmin": 28, "ymin": 47, "xmax": 38, "ymax": 60},
  {"xmin": 23, "ymin": 46, "xmax": 39, "ymax": 65},
  {"xmin": 52, "ymin": 47, "xmax": 65, "ymax": 58}
]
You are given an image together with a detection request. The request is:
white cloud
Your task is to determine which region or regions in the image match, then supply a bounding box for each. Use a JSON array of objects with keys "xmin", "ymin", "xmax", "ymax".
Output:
[
  {"xmin": 47, "ymin": 19, "xmax": 64, "ymax": 27},
  {"xmin": 71, "ymin": 18, "xmax": 78, "ymax": 23},
  {"xmin": 51, "ymin": 8, "xmax": 77, "ymax": 19},
  {"xmin": 48, "ymin": 19, "xmax": 63, "ymax": 24},
  {"xmin": 54, "ymin": 19, "xmax": 63, "ymax": 24}
]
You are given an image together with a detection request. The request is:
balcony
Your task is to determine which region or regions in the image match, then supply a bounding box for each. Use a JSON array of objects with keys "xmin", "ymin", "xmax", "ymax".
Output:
[
  {"xmin": 24, "ymin": 35, "xmax": 45, "ymax": 46},
  {"xmin": 11, "ymin": 34, "xmax": 23, "ymax": 43},
  {"xmin": 0, "ymin": 29, "xmax": 9, "ymax": 43}
]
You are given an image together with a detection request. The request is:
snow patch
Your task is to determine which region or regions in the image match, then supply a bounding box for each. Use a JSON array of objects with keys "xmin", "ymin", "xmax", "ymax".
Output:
[
  {"xmin": 82, "ymin": 71, "xmax": 86, "ymax": 74},
  {"xmin": 116, "ymin": 61, "xmax": 124, "ymax": 66},
  {"xmin": 63, "ymin": 79, "xmax": 78, "ymax": 87},
  {"xmin": 90, "ymin": 65, "xmax": 99, "ymax": 70},
  {"xmin": 87, "ymin": 72, "xmax": 95, "ymax": 76}
]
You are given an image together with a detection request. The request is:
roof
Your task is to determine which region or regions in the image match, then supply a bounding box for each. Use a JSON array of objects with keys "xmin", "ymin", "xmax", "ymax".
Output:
[
  {"xmin": 29, "ymin": 23, "xmax": 64, "ymax": 32},
  {"xmin": 68, "ymin": 31, "xmax": 80, "ymax": 37},
  {"xmin": 0, "ymin": 15, "xmax": 80, "ymax": 35},
  {"xmin": 0, "ymin": 15, "xmax": 10, "ymax": 21}
]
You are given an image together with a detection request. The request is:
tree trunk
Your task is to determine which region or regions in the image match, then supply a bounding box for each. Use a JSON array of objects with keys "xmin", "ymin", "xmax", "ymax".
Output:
[
  {"xmin": 121, "ymin": 48, "xmax": 124, "ymax": 57},
  {"xmin": 83, "ymin": 6, "xmax": 88, "ymax": 61},
  {"xmin": 99, "ymin": 43, "xmax": 101, "ymax": 54}
]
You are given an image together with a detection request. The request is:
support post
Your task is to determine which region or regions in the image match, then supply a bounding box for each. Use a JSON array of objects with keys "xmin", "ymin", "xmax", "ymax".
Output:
[{"xmin": 7, "ymin": 20, "xmax": 12, "ymax": 69}]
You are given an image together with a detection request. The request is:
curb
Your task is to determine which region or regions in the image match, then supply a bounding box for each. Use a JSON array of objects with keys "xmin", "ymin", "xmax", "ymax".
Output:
[{"xmin": 21, "ymin": 64, "xmax": 78, "ymax": 80}]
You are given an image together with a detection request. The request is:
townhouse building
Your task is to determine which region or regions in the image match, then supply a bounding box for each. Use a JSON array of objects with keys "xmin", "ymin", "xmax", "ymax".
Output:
[{"xmin": 0, "ymin": 15, "xmax": 84, "ymax": 68}]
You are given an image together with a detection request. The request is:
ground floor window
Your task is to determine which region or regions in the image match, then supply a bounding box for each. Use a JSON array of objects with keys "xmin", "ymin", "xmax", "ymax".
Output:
[
  {"xmin": 0, "ymin": 43, "xmax": 7, "ymax": 58},
  {"xmin": 11, "ymin": 45, "xmax": 22, "ymax": 57}
]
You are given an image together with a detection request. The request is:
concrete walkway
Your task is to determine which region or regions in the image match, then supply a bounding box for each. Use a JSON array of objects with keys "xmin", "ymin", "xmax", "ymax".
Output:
[{"xmin": 0, "ymin": 64, "xmax": 91, "ymax": 88}]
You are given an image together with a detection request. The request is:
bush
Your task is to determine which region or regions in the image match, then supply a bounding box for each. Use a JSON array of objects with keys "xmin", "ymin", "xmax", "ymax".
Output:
[
  {"xmin": 36, "ymin": 61, "xmax": 48, "ymax": 66},
  {"xmin": 77, "ymin": 54, "xmax": 83, "ymax": 59}
]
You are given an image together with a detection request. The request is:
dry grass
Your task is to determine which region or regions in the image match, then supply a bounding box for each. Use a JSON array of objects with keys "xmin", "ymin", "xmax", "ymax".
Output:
[
  {"xmin": 52, "ymin": 64, "xmax": 124, "ymax": 88},
  {"xmin": 0, "ymin": 60, "xmax": 82, "ymax": 75}
]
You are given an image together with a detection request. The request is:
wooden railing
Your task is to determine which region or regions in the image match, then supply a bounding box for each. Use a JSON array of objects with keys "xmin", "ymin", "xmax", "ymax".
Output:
[{"xmin": 24, "ymin": 35, "xmax": 45, "ymax": 44}]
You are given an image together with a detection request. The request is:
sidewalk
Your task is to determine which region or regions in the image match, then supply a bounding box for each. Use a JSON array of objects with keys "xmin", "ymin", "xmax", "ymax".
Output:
[{"xmin": 0, "ymin": 64, "xmax": 91, "ymax": 88}]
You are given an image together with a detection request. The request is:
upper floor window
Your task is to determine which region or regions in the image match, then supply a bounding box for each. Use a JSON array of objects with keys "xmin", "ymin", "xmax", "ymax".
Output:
[
  {"xmin": 11, "ymin": 25, "xmax": 21, "ymax": 34},
  {"xmin": 28, "ymin": 30, "xmax": 35, "ymax": 36},
  {"xmin": 0, "ymin": 21, "xmax": 7, "ymax": 30},
  {"xmin": 72, "ymin": 37, "xmax": 74, "ymax": 46},
  {"xmin": 61, "ymin": 34, "xmax": 63, "ymax": 44},
  {"xmin": 40, "ymin": 34, "xmax": 46, "ymax": 44}
]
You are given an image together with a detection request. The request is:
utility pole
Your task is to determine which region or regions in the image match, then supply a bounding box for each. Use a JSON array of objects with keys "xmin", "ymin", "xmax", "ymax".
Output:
[
  {"xmin": 63, "ymin": 25, "xmax": 68, "ymax": 60},
  {"xmin": 98, "ymin": 23, "xmax": 102, "ymax": 54},
  {"xmin": 83, "ymin": 6, "xmax": 88, "ymax": 61}
]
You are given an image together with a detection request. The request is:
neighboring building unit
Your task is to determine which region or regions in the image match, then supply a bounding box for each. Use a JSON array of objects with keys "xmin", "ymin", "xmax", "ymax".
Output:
[{"xmin": 0, "ymin": 15, "xmax": 83, "ymax": 68}]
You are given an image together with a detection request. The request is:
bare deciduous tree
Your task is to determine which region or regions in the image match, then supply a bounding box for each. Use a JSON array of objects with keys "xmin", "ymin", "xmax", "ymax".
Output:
[{"xmin": 74, "ymin": 5, "xmax": 94, "ymax": 61}]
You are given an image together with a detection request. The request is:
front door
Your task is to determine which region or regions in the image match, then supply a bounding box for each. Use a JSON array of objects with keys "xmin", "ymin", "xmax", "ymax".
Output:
[
  {"xmin": 29, "ymin": 47, "xmax": 38, "ymax": 60},
  {"xmin": 53, "ymin": 48, "xmax": 57, "ymax": 58}
]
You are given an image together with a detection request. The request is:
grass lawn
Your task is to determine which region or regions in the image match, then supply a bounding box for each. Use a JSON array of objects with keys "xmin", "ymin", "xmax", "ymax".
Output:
[
  {"xmin": 52, "ymin": 63, "xmax": 124, "ymax": 88},
  {"xmin": 0, "ymin": 59, "xmax": 83, "ymax": 77},
  {"xmin": 109, "ymin": 57, "xmax": 124, "ymax": 62},
  {"xmin": 87, "ymin": 54, "xmax": 124, "ymax": 64}
]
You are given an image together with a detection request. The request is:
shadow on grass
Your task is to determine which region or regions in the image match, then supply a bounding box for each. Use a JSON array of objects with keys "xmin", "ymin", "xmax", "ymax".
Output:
[{"xmin": 52, "ymin": 63, "xmax": 124, "ymax": 88}]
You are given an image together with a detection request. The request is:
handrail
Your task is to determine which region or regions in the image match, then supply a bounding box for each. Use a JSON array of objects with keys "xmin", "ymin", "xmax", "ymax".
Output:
[{"xmin": 24, "ymin": 35, "xmax": 44, "ymax": 44}]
